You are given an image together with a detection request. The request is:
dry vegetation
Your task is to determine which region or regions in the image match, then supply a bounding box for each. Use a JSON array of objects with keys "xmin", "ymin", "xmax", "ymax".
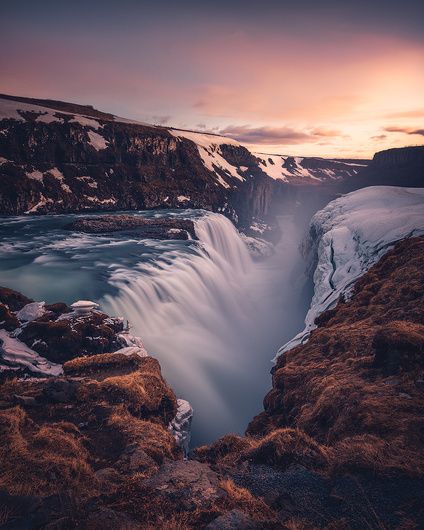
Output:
[
  {"xmin": 0, "ymin": 237, "xmax": 423, "ymax": 528},
  {"xmin": 241, "ymin": 237, "xmax": 424, "ymax": 477},
  {"xmin": 0, "ymin": 354, "xmax": 181, "ymax": 527}
]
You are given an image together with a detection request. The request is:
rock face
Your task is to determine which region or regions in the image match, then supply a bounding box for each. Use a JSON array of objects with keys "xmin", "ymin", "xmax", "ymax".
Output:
[
  {"xmin": 344, "ymin": 145, "xmax": 424, "ymax": 190},
  {"xmin": 0, "ymin": 286, "xmax": 148, "ymax": 374},
  {"xmin": 0, "ymin": 94, "xmax": 366, "ymax": 227}
]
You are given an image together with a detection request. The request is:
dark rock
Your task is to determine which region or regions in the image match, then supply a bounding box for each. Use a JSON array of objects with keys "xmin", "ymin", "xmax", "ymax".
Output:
[
  {"xmin": 45, "ymin": 302, "xmax": 71, "ymax": 315},
  {"xmin": 66, "ymin": 214, "xmax": 197, "ymax": 240},
  {"xmin": 143, "ymin": 460, "xmax": 224, "ymax": 510},
  {"xmin": 84, "ymin": 507, "xmax": 138, "ymax": 530},
  {"xmin": 0, "ymin": 302, "xmax": 20, "ymax": 331},
  {"xmin": 344, "ymin": 145, "xmax": 424, "ymax": 190},
  {"xmin": 13, "ymin": 394, "xmax": 38, "ymax": 407},
  {"xmin": 42, "ymin": 379, "xmax": 79, "ymax": 403},
  {"xmin": 206, "ymin": 509, "xmax": 261, "ymax": 529},
  {"xmin": 0, "ymin": 285, "xmax": 33, "ymax": 311},
  {"xmin": 18, "ymin": 311, "xmax": 124, "ymax": 364}
]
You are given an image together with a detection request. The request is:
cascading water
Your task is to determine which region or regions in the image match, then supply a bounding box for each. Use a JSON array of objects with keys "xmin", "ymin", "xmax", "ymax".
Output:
[
  {"xmin": 102, "ymin": 212, "xmax": 310, "ymax": 445},
  {"xmin": 102, "ymin": 214, "xmax": 258, "ymax": 443}
]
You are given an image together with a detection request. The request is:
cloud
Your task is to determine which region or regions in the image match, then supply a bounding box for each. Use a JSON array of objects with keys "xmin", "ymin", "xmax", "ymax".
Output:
[
  {"xmin": 218, "ymin": 125, "xmax": 343, "ymax": 145},
  {"xmin": 151, "ymin": 115, "xmax": 172, "ymax": 125},
  {"xmin": 384, "ymin": 126, "xmax": 424, "ymax": 136},
  {"xmin": 371, "ymin": 134, "xmax": 387, "ymax": 140}
]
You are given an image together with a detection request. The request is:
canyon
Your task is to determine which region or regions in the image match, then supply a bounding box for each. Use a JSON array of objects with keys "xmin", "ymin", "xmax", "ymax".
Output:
[{"xmin": 0, "ymin": 93, "xmax": 424, "ymax": 529}]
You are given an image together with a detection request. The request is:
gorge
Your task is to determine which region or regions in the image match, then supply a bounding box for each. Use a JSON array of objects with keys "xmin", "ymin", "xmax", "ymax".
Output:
[{"xmin": 0, "ymin": 94, "xmax": 424, "ymax": 529}]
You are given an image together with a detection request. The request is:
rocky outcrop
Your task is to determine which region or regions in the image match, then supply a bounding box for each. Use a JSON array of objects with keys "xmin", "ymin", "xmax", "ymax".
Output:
[
  {"xmin": 0, "ymin": 94, "xmax": 271, "ymax": 226},
  {"xmin": 66, "ymin": 214, "xmax": 197, "ymax": 239},
  {"xmin": 0, "ymin": 289, "xmax": 278, "ymax": 528}
]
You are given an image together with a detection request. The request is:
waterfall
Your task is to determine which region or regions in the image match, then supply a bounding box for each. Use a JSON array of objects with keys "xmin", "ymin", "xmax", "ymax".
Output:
[
  {"xmin": 102, "ymin": 213, "xmax": 257, "ymax": 440},
  {"xmin": 102, "ymin": 211, "xmax": 311, "ymax": 445}
]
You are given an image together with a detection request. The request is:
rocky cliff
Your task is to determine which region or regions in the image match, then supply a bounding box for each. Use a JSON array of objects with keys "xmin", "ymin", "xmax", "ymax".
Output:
[
  {"xmin": 343, "ymin": 145, "xmax": 424, "ymax": 190},
  {"xmin": 0, "ymin": 94, "xmax": 364, "ymax": 227}
]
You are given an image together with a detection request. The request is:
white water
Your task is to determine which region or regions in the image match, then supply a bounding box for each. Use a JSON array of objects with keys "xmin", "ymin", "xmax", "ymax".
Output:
[{"xmin": 103, "ymin": 212, "xmax": 311, "ymax": 445}]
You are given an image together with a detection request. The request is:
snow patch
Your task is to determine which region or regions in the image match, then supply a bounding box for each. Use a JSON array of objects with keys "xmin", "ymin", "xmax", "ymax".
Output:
[
  {"xmin": 17, "ymin": 302, "xmax": 46, "ymax": 322},
  {"xmin": 276, "ymin": 186, "xmax": 424, "ymax": 358},
  {"xmin": 168, "ymin": 399, "xmax": 193, "ymax": 457},
  {"xmin": 0, "ymin": 329, "xmax": 62, "ymax": 376},
  {"xmin": 87, "ymin": 131, "xmax": 108, "ymax": 151}
]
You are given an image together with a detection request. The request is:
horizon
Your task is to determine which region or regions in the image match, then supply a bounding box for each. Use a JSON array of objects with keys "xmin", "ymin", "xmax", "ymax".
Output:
[{"xmin": 1, "ymin": 0, "xmax": 423, "ymax": 158}]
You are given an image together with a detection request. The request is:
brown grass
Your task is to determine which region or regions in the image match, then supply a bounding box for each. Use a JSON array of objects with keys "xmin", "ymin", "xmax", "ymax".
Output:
[
  {"xmin": 63, "ymin": 351, "xmax": 144, "ymax": 376},
  {"xmin": 217, "ymin": 478, "xmax": 276, "ymax": 524},
  {"xmin": 245, "ymin": 428, "xmax": 329, "ymax": 469},
  {"xmin": 194, "ymin": 433, "xmax": 254, "ymax": 465},
  {"xmin": 107, "ymin": 408, "xmax": 178, "ymax": 466},
  {"xmin": 0, "ymin": 406, "xmax": 96, "ymax": 497},
  {"xmin": 243, "ymin": 238, "xmax": 424, "ymax": 478},
  {"xmin": 329, "ymin": 434, "xmax": 423, "ymax": 477}
]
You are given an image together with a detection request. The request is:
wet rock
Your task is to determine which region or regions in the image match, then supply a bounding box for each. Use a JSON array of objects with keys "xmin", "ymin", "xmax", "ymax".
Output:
[
  {"xmin": 66, "ymin": 214, "xmax": 197, "ymax": 240},
  {"xmin": 18, "ymin": 311, "xmax": 124, "ymax": 364}
]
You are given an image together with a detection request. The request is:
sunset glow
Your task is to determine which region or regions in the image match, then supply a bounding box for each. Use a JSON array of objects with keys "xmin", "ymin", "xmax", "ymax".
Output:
[{"xmin": 1, "ymin": 0, "xmax": 423, "ymax": 157}]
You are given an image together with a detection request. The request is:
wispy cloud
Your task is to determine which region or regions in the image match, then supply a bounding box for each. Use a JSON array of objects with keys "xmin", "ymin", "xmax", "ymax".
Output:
[
  {"xmin": 371, "ymin": 134, "xmax": 387, "ymax": 140},
  {"xmin": 218, "ymin": 125, "xmax": 343, "ymax": 145},
  {"xmin": 385, "ymin": 126, "xmax": 424, "ymax": 136},
  {"xmin": 151, "ymin": 115, "xmax": 172, "ymax": 125}
]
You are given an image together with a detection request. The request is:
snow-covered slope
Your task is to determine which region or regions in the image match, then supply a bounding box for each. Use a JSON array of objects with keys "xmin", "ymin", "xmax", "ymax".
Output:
[
  {"xmin": 0, "ymin": 94, "xmax": 367, "ymax": 196},
  {"xmin": 255, "ymin": 153, "xmax": 367, "ymax": 183},
  {"xmin": 169, "ymin": 129, "xmax": 246, "ymax": 188},
  {"xmin": 277, "ymin": 186, "xmax": 424, "ymax": 357}
]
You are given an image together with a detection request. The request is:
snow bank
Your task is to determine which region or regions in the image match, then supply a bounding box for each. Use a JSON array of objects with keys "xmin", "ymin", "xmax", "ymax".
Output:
[
  {"xmin": 255, "ymin": 153, "xmax": 366, "ymax": 183},
  {"xmin": 0, "ymin": 329, "xmax": 62, "ymax": 376},
  {"xmin": 276, "ymin": 186, "xmax": 424, "ymax": 357},
  {"xmin": 168, "ymin": 399, "xmax": 193, "ymax": 457},
  {"xmin": 240, "ymin": 233, "xmax": 274, "ymax": 259},
  {"xmin": 17, "ymin": 302, "xmax": 46, "ymax": 322}
]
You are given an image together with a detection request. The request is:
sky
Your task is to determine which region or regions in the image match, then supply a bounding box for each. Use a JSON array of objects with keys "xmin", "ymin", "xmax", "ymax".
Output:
[{"xmin": 1, "ymin": 0, "xmax": 423, "ymax": 158}]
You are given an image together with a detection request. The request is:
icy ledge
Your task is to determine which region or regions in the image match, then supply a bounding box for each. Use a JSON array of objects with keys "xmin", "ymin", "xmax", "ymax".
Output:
[{"xmin": 276, "ymin": 186, "xmax": 424, "ymax": 358}]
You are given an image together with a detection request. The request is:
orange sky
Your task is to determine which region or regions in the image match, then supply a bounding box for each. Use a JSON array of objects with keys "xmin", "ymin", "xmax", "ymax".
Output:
[{"xmin": 1, "ymin": 1, "xmax": 423, "ymax": 158}]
